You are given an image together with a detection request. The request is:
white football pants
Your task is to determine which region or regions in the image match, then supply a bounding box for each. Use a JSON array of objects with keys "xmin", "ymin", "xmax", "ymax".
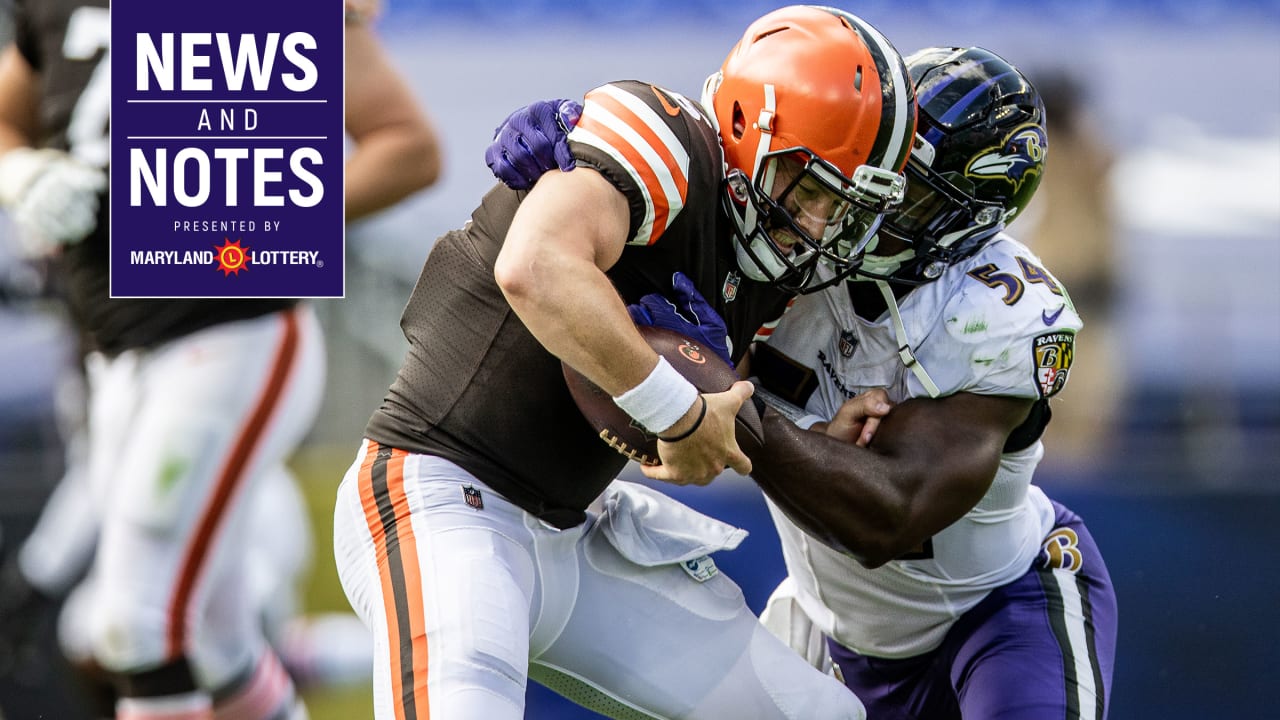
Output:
[
  {"xmin": 79, "ymin": 305, "xmax": 324, "ymax": 689},
  {"xmin": 334, "ymin": 442, "xmax": 865, "ymax": 720}
]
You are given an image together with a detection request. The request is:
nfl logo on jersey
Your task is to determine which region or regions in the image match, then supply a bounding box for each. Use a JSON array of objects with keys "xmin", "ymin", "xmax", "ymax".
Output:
[
  {"xmin": 839, "ymin": 330, "xmax": 858, "ymax": 358},
  {"xmin": 462, "ymin": 486, "xmax": 484, "ymax": 510},
  {"xmin": 722, "ymin": 271, "xmax": 741, "ymax": 302}
]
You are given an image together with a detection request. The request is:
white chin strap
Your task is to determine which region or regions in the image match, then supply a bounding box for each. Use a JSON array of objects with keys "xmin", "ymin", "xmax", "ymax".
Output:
[
  {"xmin": 856, "ymin": 247, "xmax": 916, "ymax": 279},
  {"xmin": 735, "ymin": 237, "xmax": 788, "ymax": 282},
  {"xmin": 849, "ymin": 233, "xmax": 917, "ymax": 282},
  {"xmin": 875, "ymin": 280, "xmax": 941, "ymax": 398}
]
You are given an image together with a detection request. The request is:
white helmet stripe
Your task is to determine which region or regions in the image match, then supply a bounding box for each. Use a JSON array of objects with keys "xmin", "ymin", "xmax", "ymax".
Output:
[
  {"xmin": 742, "ymin": 83, "xmax": 778, "ymax": 240},
  {"xmin": 815, "ymin": 5, "xmax": 913, "ymax": 171}
]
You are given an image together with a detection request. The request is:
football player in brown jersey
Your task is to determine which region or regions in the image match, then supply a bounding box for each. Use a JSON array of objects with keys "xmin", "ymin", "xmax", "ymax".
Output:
[{"xmin": 336, "ymin": 5, "xmax": 917, "ymax": 719}]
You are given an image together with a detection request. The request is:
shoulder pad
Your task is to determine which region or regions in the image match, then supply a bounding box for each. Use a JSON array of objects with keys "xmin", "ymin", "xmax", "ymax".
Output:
[
  {"xmin": 920, "ymin": 234, "xmax": 1081, "ymax": 399},
  {"xmin": 571, "ymin": 81, "xmax": 714, "ymax": 247}
]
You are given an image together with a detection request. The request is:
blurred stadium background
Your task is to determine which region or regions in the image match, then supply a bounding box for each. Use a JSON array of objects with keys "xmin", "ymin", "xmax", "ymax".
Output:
[{"xmin": 1, "ymin": 1, "xmax": 1277, "ymax": 718}]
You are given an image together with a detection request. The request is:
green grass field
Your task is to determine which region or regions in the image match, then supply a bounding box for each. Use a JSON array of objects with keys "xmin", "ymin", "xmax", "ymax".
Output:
[{"xmin": 290, "ymin": 446, "xmax": 375, "ymax": 719}]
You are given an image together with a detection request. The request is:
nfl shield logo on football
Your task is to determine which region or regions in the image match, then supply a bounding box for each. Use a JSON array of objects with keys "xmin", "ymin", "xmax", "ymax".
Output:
[
  {"xmin": 839, "ymin": 329, "xmax": 858, "ymax": 358},
  {"xmin": 462, "ymin": 485, "xmax": 484, "ymax": 510},
  {"xmin": 722, "ymin": 271, "xmax": 741, "ymax": 302}
]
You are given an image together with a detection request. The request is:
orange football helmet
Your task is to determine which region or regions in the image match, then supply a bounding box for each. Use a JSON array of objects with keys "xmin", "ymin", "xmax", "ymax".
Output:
[{"xmin": 703, "ymin": 5, "xmax": 917, "ymax": 292}]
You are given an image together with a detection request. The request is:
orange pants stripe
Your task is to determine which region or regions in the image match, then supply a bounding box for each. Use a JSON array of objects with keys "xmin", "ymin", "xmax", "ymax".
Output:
[
  {"xmin": 166, "ymin": 307, "xmax": 301, "ymax": 658},
  {"xmin": 358, "ymin": 442, "xmax": 431, "ymax": 720}
]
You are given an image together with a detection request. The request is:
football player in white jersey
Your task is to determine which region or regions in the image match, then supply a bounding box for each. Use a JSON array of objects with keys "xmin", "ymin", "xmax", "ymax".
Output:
[
  {"xmin": 489, "ymin": 43, "xmax": 1117, "ymax": 720},
  {"xmin": 748, "ymin": 48, "xmax": 1116, "ymax": 720}
]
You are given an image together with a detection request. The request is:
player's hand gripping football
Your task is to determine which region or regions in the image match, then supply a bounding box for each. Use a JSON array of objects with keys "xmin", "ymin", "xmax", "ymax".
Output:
[
  {"xmin": 484, "ymin": 98, "xmax": 582, "ymax": 190},
  {"xmin": 642, "ymin": 381, "xmax": 755, "ymax": 486},
  {"xmin": 0, "ymin": 148, "xmax": 106, "ymax": 257},
  {"xmin": 628, "ymin": 273, "xmax": 745, "ymax": 484},
  {"xmin": 628, "ymin": 272, "xmax": 734, "ymax": 367}
]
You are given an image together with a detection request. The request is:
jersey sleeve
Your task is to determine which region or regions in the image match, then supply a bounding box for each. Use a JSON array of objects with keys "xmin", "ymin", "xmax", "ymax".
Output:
[
  {"xmin": 933, "ymin": 238, "xmax": 1083, "ymax": 400},
  {"xmin": 567, "ymin": 81, "xmax": 706, "ymax": 247}
]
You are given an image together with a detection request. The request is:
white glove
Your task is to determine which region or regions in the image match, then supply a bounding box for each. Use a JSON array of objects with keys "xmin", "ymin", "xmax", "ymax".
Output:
[{"xmin": 0, "ymin": 147, "xmax": 106, "ymax": 257}]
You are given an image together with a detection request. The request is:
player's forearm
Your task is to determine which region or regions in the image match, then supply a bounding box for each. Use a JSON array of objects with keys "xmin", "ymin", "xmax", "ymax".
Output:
[
  {"xmin": 750, "ymin": 407, "xmax": 914, "ymax": 567},
  {"xmin": 344, "ymin": 126, "xmax": 441, "ymax": 221},
  {"xmin": 341, "ymin": 17, "xmax": 442, "ymax": 221},
  {"xmin": 0, "ymin": 46, "xmax": 40, "ymax": 152},
  {"xmin": 753, "ymin": 395, "xmax": 1013, "ymax": 566},
  {"xmin": 496, "ymin": 167, "xmax": 657, "ymax": 397},
  {"xmin": 505, "ymin": 255, "xmax": 654, "ymax": 391},
  {"xmin": 0, "ymin": 129, "xmax": 29, "ymax": 156}
]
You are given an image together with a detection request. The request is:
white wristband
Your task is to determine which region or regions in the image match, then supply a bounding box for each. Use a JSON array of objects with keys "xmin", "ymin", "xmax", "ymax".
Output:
[{"xmin": 612, "ymin": 356, "xmax": 699, "ymax": 434}]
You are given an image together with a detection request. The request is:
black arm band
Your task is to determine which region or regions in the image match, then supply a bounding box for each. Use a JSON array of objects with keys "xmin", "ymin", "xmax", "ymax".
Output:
[{"xmin": 658, "ymin": 395, "xmax": 707, "ymax": 443}]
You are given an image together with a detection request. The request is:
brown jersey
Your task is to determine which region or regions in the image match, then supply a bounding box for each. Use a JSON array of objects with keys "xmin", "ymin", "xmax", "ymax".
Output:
[{"xmin": 365, "ymin": 81, "xmax": 794, "ymax": 527}]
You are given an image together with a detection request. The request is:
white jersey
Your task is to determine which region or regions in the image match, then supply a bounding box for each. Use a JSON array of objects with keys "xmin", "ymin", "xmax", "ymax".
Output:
[{"xmin": 760, "ymin": 233, "xmax": 1082, "ymax": 658}]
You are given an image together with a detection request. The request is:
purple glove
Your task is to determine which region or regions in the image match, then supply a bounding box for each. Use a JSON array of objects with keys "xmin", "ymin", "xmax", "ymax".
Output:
[
  {"xmin": 484, "ymin": 98, "xmax": 582, "ymax": 191},
  {"xmin": 628, "ymin": 272, "xmax": 734, "ymax": 368}
]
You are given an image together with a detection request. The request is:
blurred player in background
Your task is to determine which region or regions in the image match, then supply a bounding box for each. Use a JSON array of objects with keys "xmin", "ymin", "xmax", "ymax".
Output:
[
  {"xmin": 341, "ymin": 0, "xmax": 441, "ymax": 221},
  {"xmin": 262, "ymin": 0, "xmax": 443, "ymax": 693},
  {"xmin": 0, "ymin": 0, "xmax": 440, "ymax": 717},
  {"xmin": 335, "ymin": 5, "xmax": 915, "ymax": 718},
  {"xmin": 492, "ymin": 43, "xmax": 1117, "ymax": 720},
  {"xmin": 1019, "ymin": 68, "xmax": 1123, "ymax": 478}
]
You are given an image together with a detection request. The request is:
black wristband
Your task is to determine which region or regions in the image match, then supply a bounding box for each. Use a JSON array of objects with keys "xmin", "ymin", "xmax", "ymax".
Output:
[{"xmin": 658, "ymin": 395, "xmax": 707, "ymax": 443}]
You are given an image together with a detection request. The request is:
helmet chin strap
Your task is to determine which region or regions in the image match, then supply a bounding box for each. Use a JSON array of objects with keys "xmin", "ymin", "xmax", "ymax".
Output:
[
  {"xmin": 936, "ymin": 219, "xmax": 998, "ymax": 252},
  {"xmin": 855, "ymin": 247, "xmax": 916, "ymax": 278},
  {"xmin": 735, "ymin": 236, "xmax": 787, "ymax": 282},
  {"xmin": 874, "ymin": 279, "xmax": 941, "ymax": 398}
]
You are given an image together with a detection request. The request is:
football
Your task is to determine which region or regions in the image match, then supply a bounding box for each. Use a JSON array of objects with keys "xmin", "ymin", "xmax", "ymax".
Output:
[{"xmin": 562, "ymin": 325, "xmax": 764, "ymax": 465}]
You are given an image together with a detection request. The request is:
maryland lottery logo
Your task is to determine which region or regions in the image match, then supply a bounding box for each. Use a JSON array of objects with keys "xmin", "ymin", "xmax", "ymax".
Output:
[
  {"xmin": 207, "ymin": 238, "xmax": 323, "ymax": 277},
  {"xmin": 215, "ymin": 239, "xmax": 249, "ymax": 276},
  {"xmin": 109, "ymin": 0, "xmax": 343, "ymax": 298}
]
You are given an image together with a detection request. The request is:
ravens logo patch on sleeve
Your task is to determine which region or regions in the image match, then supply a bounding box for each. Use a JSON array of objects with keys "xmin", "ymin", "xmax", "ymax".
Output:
[{"xmin": 1033, "ymin": 331, "xmax": 1074, "ymax": 398}]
